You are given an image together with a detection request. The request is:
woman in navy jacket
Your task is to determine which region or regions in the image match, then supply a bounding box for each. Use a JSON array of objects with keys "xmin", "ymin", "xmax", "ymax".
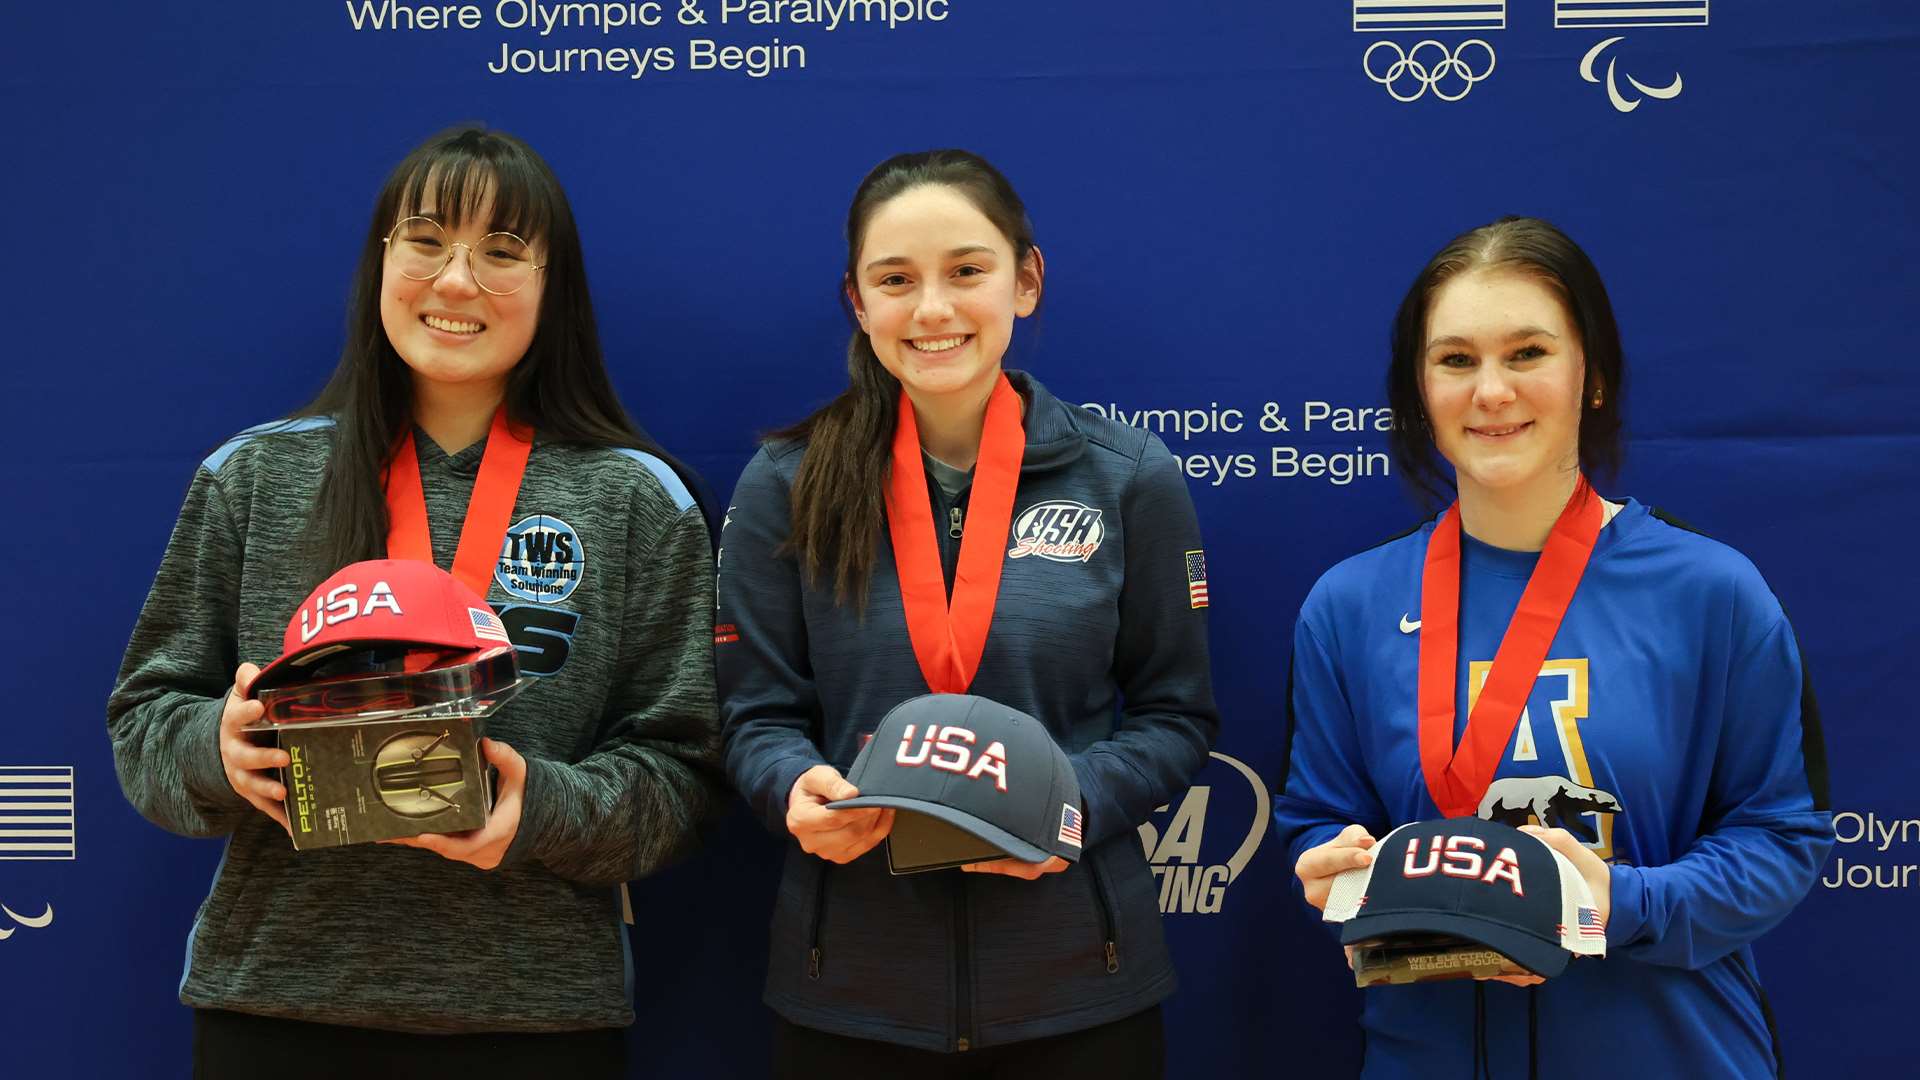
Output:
[{"xmin": 717, "ymin": 150, "xmax": 1218, "ymax": 1077}]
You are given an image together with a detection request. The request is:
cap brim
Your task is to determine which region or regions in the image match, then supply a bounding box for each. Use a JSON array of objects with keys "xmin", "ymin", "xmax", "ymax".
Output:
[
  {"xmin": 245, "ymin": 641, "xmax": 486, "ymax": 698},
  {"xmin": 827, "ymin": 796, "xmax": 1055, "ymax": 864},
  {"xmin": 1339, "ymin": 911, "xmax": 1571, "ymax": 978},
  {"xmin": 245, "ymin": 651, "xmax": 313, "ymax": 698}
]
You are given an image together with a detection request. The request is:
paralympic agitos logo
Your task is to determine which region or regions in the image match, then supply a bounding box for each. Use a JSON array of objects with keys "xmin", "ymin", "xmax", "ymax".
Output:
[
  {"xmin": 0, "ymin": 901, "xmax": 53, "ymax": 940},
  {"xmin": 1136, "ymin": 753, "xmax": 1270, "ymax": 915}
]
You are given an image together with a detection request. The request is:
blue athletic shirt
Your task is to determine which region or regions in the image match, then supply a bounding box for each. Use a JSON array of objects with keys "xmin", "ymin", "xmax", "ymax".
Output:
[{"xmin": 1273, "ymin": 498, "xmax": 1832, "ymax": 1077}]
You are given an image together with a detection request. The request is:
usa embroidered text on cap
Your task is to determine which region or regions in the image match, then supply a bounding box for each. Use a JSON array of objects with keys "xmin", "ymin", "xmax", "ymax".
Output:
[
  {"xmin": 1322, "ymin": 816, "xmax": 1606, "ymax": 978},
  {"xmin": 829, "ymin": 693, "xmax": 1085, "ymax": 872}
]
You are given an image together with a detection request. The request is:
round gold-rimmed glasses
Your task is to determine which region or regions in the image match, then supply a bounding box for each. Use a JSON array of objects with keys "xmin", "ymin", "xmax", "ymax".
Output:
[{"xmin": 382, "ymin": 217, "xmax": 546, "ymax": 296}]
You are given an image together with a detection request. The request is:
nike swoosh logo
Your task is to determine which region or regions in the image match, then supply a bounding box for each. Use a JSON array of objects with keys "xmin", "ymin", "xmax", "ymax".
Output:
[{"xmin": 1400, "ymin": 614, "xmax": 1421, "ymax": 634}]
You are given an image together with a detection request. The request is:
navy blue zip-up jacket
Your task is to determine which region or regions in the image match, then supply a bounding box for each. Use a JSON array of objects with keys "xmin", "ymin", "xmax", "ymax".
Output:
[{"xmin": 718, "ymin": 371, "xmax": 1219, "ymax": 1052}]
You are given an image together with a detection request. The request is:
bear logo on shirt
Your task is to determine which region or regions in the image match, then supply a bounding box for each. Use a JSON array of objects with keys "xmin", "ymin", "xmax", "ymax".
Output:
[{"xmin": 1478, "ymin": 774, "xmax": 1623, "ymax": 843}]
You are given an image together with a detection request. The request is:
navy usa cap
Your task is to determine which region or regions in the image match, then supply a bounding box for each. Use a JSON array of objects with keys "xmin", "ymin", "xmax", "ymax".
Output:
[
  {"xmin": 1322, "ymin": 817, "xmax": 1606, "ymax": 978},
  {"xmin": 829, "ymin": 694, "xmax": 1084, "ymax": 872}
]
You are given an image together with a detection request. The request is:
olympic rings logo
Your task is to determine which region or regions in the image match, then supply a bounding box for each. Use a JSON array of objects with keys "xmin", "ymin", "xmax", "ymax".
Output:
[{"xmin": 1363, "ymin": 39, "xmax": 1497, "ymax": 103}]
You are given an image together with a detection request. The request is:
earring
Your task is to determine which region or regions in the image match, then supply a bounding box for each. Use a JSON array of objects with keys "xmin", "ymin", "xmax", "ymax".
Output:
[{"xmin": 1590, "ymin": 388, "xmax": 1604, "ymax": 408}]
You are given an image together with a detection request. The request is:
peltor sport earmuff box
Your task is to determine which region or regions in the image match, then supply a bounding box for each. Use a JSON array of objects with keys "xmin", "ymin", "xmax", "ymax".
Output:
[{"xmin": 274, "ymin": 716, "xmax": 493, "ymax": 850}]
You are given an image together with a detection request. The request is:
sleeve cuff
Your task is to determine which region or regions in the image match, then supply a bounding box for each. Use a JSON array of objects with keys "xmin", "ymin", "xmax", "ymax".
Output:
[
  {"xmin": 182, "ymin": 699, "xmax": 246, "ymax": 810},
  {"xmin": 1606, "ymin": 862, "xmax": 1649, "ymax": 948},
  {"xmin": 499, "ymin": 754, "xmax": 561, "ymax": 870},
  {"xmin": 761, "ymin": 756, "xmax": 822, "ymax": 836},
  {"xmin": 1066, "ymin": 754, "xmax": 1123, "ymax": 848}
]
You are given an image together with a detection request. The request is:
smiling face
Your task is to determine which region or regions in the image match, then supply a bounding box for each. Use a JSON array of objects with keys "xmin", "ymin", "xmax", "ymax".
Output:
[
  {"xmin": 378, "ymin": 192, "xmax": 545, "ymax": 400},
  {"xmin": 847, "ymin": 184, "xmax": 1040, "ymax": 409},
  {"xmin": 1421, "ymin": 269, "xmax": 1588, "ymax": 503}
]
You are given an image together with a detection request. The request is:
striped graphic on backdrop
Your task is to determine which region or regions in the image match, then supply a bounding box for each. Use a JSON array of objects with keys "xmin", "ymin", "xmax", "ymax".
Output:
[
  {"xmin": 0, "ymin": 766, "xmax": 75, "ymax": 860},
  {"xmin": 1555, "ymin": 1, "xmax": 1707, "ymax": 28},
  {"xmin": 1354, "ymin": 0, "xmax": 1506, "ymax": 32}
]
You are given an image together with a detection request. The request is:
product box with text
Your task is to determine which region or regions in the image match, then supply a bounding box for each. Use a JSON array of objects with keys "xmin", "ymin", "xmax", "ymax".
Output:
[{"xmin": 276, "ymin": 717, "xmax": 492, "ymax": 850}]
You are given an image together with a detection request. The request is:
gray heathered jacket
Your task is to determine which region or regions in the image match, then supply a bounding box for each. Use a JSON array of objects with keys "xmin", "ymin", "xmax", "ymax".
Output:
[
  {"xmin": 719, "ymin": 372, "xmax": 1220, "ymax": 1052},
  {"xmin": 106, "ymin": 418, "xmax": 721, "ymax": 1033}
]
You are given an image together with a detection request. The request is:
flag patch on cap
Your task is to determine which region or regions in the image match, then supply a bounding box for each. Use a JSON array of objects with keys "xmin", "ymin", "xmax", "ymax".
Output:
[
  {"xmin": 1577, "ymin": 907, "xmax": 1606, "ymax": 938},
  {"xmin": 469, "ymin": 607, "xmax": 510, "ymax": 644},
  {"xmin": 1058, "ymin": 803, "xmax": 1084, "ymax": 847},
  {"xmin": 1184, "ymin": 550, "xmax": 1209, "ymax": 609}
]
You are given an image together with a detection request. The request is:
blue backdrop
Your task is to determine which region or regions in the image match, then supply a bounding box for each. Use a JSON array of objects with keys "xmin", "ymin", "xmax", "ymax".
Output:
[{"xmin": 3, "ymin": 0, "xmax": 1916, "ymax": 1073}]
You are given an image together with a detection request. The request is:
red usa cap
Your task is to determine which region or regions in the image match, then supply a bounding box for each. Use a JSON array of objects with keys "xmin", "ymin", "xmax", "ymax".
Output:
[{"xmin": 245, "ymin": 559, "xmax": 512, "ymax": 698}]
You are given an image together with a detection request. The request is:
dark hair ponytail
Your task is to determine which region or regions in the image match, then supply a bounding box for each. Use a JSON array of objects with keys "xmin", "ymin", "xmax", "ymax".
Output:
[{"xmin": 771, "ymin": 149, "xmax": 1036, "ymax": 608}]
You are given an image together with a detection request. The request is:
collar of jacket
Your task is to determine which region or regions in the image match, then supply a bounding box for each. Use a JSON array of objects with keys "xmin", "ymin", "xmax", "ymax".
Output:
[
  {"xmin": 412, "ymin": 426, "xmax": 491, "ymax": 479},
  {"xmin": 1004, "ymin": 370, "xmax": 1087, "ymax": 475}
]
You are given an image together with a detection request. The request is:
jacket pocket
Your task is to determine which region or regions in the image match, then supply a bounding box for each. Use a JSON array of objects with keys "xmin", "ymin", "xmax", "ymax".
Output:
[
  {"xmin": 770, "ymin": 848, "xmax": 957, "ymax": 1039},
  {"xmin": 965, "ymin": 839, "xmax": 1162, "ymax": 1035},
  {"xmin": 1086, "ymin": 847, "xmax": 1121, "ymax": 974},
  {"xmin": 766, "ymin": 846, "xmax": 827, "ymax": 995},
  {"xmin": 806, "ymin": 861, "xmax": 830, "ymax": 980}
]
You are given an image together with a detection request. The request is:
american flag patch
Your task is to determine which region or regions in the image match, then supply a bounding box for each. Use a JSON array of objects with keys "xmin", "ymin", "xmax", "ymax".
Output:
[
  {"xmin": 1554, "ymin": 0, "xmax": 1707, "ymax": 28},
  {"xmin": 1057, "ymin": 803, "xmax": 1084, "ymax": 848},
  {"xmin": 1577, "ymin": 907, "xmax": 1606, "ymax": 937},
  {"xmin": 469, "ymin": 607, "xmax": 510, "ymax": 644},
  {"xmin": 0, "ymin": 766, "xmax": 75, "ymax": 860},
  {"xmin": 1184, "ymin": 550, "xmax": 1210, "ymax": 609},
  {"xmin": 1354, "ymin": 0, "xmax": 1506, "ymax": 32}
]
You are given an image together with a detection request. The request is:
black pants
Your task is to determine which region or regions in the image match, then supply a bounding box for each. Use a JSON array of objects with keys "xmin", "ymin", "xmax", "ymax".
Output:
[
  {"xmin": 193, "ymin": 1008, "xmax": 626, "ymax": 1080},
  {"xmin": 772, "ymin": 1006, "xmax": 1165, "ymax": 1080}
]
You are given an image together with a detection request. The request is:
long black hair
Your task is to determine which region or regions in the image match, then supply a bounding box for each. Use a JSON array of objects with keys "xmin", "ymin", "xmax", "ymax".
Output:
[
  {"xmin": 1386, "ymin": 215, "xmax": 1627, "ymax": 506},
  {"xmin": 295, "ymin": 125, "xmax": 706, "ymax": 579},
  {"xmin": 770, "ymin": 149, "xmax": 1039, "ymax": 609}
]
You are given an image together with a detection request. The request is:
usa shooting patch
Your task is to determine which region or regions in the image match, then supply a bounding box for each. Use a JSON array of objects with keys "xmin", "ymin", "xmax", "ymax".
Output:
[
  {"xmin": 1007, "ymin": 500, "xmax": 1106, "ymax": 563},
  {"xmin": 496, "ymin": 514, "xmax": 586, "ymax": 604}
]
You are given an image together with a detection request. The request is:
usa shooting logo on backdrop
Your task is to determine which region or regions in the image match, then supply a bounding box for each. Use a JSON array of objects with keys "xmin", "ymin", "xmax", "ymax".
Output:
[
  {"xmin": 496, "ymin": 514, "xmax": 587, "ymax": 604},
  {"xmin": 1137, "ymin": 753, "xmax": 1270, "ymax": 914},
  {"xmin": 1008, "ymin": 501, "xmax": 1106, "ymax": 563},
  {"xmin": 1559, "ymin": 0, "xmax": 1703, "ymax": 112},
  {"xmin": 1354, "ymin": 0, "xmax": 1503, "ymax": 103},
  {"xmin": 0, "ymin": 766, "xmax": 74, "ymax": 861}
]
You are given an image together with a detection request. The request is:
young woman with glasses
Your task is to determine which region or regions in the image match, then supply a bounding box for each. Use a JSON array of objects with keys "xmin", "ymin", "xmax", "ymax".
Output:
[{"xmin": 107, "ymin": 126, "xmax": 722, "ymax": 1077}]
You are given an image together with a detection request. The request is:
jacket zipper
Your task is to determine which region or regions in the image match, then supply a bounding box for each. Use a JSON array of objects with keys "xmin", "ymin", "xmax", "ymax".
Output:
[
  {"xmin": 1088, "ymin": 852, "xmax": 1120, "ymax": 973},
  {"xmin": 807, "ymin": 864, "xmax": 830, "ymax": 980},
  {"xmin": 937, "ymin": 487, "xmax": 965, "ymax": 598},
  {"xmin": 955, "ymin": 876, "xmax": 973, "ymax": 1051}
]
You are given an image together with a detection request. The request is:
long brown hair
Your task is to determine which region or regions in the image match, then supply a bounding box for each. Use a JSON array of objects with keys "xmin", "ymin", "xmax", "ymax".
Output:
[
  {"xmin": 295, "ymin": 126, "xmax": 703, "ymax": 583},
  {"xmin": 771, "ymin": 149, "xmax": 1037, "ymax": 608}
]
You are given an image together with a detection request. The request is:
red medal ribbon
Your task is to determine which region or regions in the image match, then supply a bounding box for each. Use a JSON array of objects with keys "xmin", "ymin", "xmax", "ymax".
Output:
[
  {"xmin": 884, "ymin": 374, "xmax": 1026, "ymax": 694},
  {"xmin": 384, "ymin": 405, "xmax": 534, "ymax": 598},
  {"xmin": 1417, "ymin": 477, "xmax": 1603, "ymax": 818}
]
